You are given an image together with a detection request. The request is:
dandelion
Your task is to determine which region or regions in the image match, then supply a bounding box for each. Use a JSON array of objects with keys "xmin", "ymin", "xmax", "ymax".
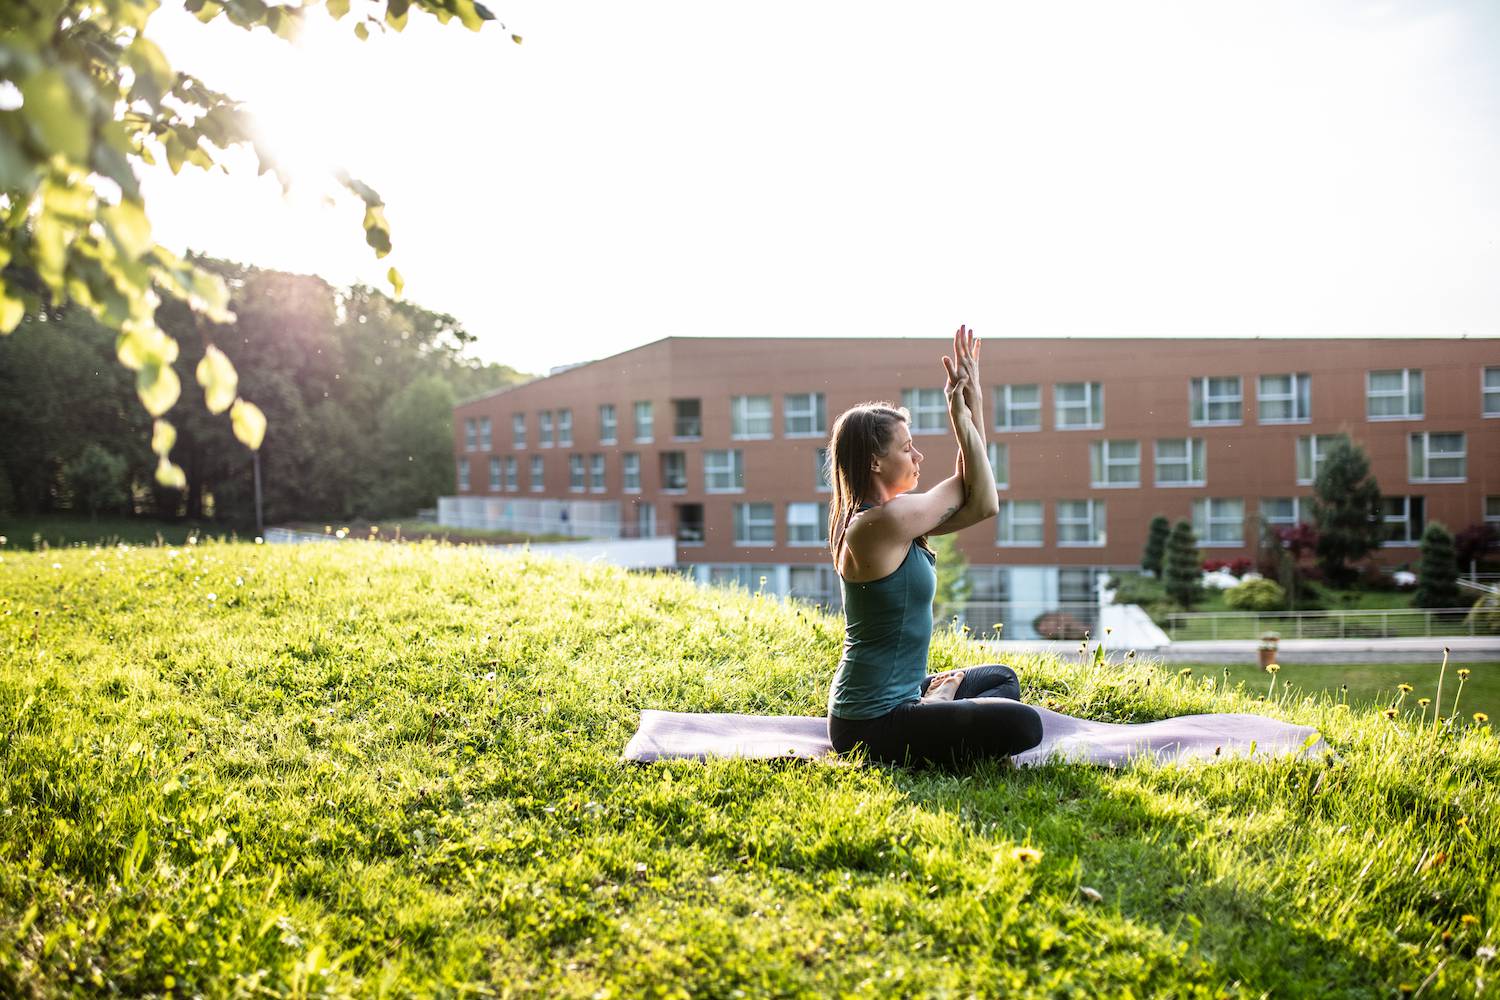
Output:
[
  {"xmin": 206, "ymin": 593, "xmax": 217, "ymax": 602},
  {"xmin": 1458, "ymin": 668, "xmax": 1471, "ymax": 680},
  {"xmin": 1398, "ymin": 683, "xmax": 1413, "ymax": 694},
  {"xmin": 1009, "ymin": 846, "xmax": 1043, "ymax": 865},
  {"xmin": 1382, "ymin": 707, "xmax": 1398, "ymax": 720},
  {"xmin": 335, "ymin": 528, "xmax": 349, "ymax": 539},
  {"xmin": 1125, "ymin": 650, "xmax": 1136, "ymax": 660},
  {"xmin": 51, "ymin": 562, "xmax": 61, "ymax": 570},
  {"xmin": 1461, "ymin": 914, "xmax": 1479, "ymax": 927},
  {"xmin": 0, "ymin": 535, "xmax": 7, "ymax": 545},
  {"xmin": 254, "ymin": 537, "xmax": 264, "ymax": 545},
  {"xmin": 1179, "ymin": 668, "xmax": 1193, "ymax": 678},
  {"xmin": 1105, "ymin": 627, "xmax": 1113, "ymax": 635},
  {"xmin": 1265, "ymin": 662, "xmax": 1281, "ymax": 698},
  {"xmin": 1475, "ymin": 712, "xmax": 1490, "ymax": 726},
  {"xmin": 992, "ymin": 622, "xmax": 1004, "ymax": 632},
  {"xmin": 324, "ymin": 525, "xmax": 332, "ymax": 534}
]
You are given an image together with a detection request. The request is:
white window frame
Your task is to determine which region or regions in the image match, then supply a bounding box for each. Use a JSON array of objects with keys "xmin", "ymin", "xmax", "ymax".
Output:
[
  {"xmin": 457, "ymin": 460, "xmax": 470, "ymax": 492},
  {"xmin": 568, "ymin": 454, "xmax": 585, "ymax": 493},
  {"xmin": 661, "ymin": 451, "xmax": 687, "ymax": 492},
  {"xmin": 734, "ymin": 502, "xmax": 776, "ymax": 546},
  {"xmin": 529, "ymin": 455, "xmax": 544, "ymax": 492},
  {"xmin": 590, "ymin": 453, "xmax": 606, "ymax": 493},
  {"xmin": 1054, "ymin": 382, "xmax": 1103, "ymax": 430},
  {"xmin": 1056, "ymin": 499, "xmax": 1105, "ymax": 547},
  {"xmin": 1089, "ymin": 439, "xmax": 1140, "ymax": 488},
  {"xmin": 786, "ymin": 501, "xmax": 827, "ymax": 546},
  {"xmin": 988, "ymin": 441, "xmax": 1009, "ymax": 490},
  {"xmin": 556, "ymin": 409, "xmax": 573, "ymax": 447},
  {"xmin": 599, "ymin": 404, "xmax": 617, "ymax": 445},
  {"xmin": 488, "ymin": 456, "xmax": 501, "ymax": 492},
  {"xmin": 478, "ymin": 417, "xmax": 492, "ymax": 451},
  {"xmin": 1367, "ymin": 369, "xmax": 1424, "ymax": 421},
  {"xmin": 673, "ymin": 398, "xmax": 702, "ymax": 440},
  {"xmin": 1381, "ymin": 496, "xmax": 1425, "ymax": 546},
  {"xmin": 1259, "ymin": 497, "xmax": 1305, "ymax": 528},
  {"xmin": 704, "ymin": 449, "xmax": 744, "ymax": 493},
  {"xmin": 504, "ymin": 456, "xmax": 518, "ymax": 492},
  {"xmin": 996, "ymin": 500, "xmax": 1044, "ymax": 547},
  {"xmin": 634, "ymin": 401, "xmax": 654, "ymax": 442},
  {"xmin": 994, "ymin": 383, "xmax": 1041, "ymax": 432},
  {"xmin": 1154, "ymin": 438, "xmax": 1206, "ymax": 487},
  {"xmin": 512, "ymin": 413, "xmax": 526, "ymax": 450},
  {"xmin": 635, "ymin": 502, "xmax": 656, "ymax": 538},
  {"xmin": 1257, "ymin": 373, "xmax": 1311, "ymax": 424},
  {"xmin": 816, "ymin": 448, "xmax": 831, "ymax": 493},
  {"xmin": 1190, "ymin": 376, "xmax": 1243, "ymax": 426},
  {"xmin": 901, "ymin": 388, "xmax": 947, "ymax": 434},
  {"xmin": 1409, "ymin": 432, "xmax": 1466, "ymax": 483},
  {"xmin": 463, "ymin": 418, "xmax": 477, "ymax": 451},
  {"xmin": 731, "ymin": 395, "xmax": 774, "ymax": 439},
  {"xmin": 1193, "ymin": 497, "xmax": 1245, "ymax": 547},
  {"xmin": 1296, "ymin": 434, "xmax": 1347, "ymax": 486},
  {"xmin": 1485, "ymin": 495, "xmax": 1500, "ymax": 529},
  {"xmin": 1485, "ymin": 367, "xmax": 1500, "ymax": 418},
  {"xmin": 538, "ymin": 411, "xmax": 554, "ymax": 448},
  {"xmin": 783, "ymin": 392, "xmax": 827, "ymax": 437},
  {"xmin": 622, "ymin": 453, "xmax": 641, "ymax": 493}
]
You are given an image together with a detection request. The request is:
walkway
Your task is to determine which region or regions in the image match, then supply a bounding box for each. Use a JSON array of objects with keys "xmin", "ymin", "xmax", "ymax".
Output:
[{"xmin": 985, "ymin": 635, "xmax": 1500, "ymax": 665}]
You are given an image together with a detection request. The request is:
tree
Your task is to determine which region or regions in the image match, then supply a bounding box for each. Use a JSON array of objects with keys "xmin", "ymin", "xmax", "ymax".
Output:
[
  {"xmin": 371, "ymin": 375, "xmax": 458, "ymax": 516},
  {"xmin": 1141, "ymin": 514, "xmax": 1170, "ymax": 576},
  {"xmin": 0, "ymin": 0, "xmax": 514, "ymax": 485},
  {"xmin": 930, "ymin": 534, "xmax": 971, "ymax": 627},
  {"xmin": 1164, "ymin": 519, "xmax": 1201, "ymax": 609},
  {"xmin": 63, "ymin": 444, "xmax": 129, "ymax": 518},
  {"xmin": 1414, "ymin": 522, "xmax": 1461, "ymax": 610},
  {"xmin": 1455, "ymin": 523, "xmax": 1499, "ymax": 574},
  {"xmin": 1308, "ymin": 436, "xmax": 1383, "ymax": 587}
]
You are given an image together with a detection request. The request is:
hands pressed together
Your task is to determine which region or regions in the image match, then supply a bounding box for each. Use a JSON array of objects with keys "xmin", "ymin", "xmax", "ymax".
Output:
[{"xmin": 941, "ymin": 325, "xmax": 984, "ymax": 434}]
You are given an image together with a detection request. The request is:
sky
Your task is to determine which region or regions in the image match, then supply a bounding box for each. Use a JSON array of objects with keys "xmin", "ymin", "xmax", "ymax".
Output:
[{"xmin": 143, "ymin": 0, "xmax": 1500, "ymax": 376}]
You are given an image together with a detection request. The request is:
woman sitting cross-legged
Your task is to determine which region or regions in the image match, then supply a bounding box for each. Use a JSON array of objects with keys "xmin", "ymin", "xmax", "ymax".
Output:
[{"xmin": 825, "ymin": 326, "xmax": 1043, "ymax": 766}]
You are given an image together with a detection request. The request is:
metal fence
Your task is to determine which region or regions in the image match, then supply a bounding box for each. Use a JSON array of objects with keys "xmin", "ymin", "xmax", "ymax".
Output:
[{"xmin": 1164, "ymin": 607, "xmax": 1499, "ymax": 641}]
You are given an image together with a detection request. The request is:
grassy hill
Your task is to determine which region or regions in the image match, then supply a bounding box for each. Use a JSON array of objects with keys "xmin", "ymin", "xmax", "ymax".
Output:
[{"xmin": 1, "ymin": 542, "xmax": 1496, "ymax": 997}]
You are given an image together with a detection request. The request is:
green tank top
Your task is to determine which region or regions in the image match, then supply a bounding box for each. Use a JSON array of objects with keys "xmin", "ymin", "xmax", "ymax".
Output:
[{"xmin": 826, "ymin": 540, "xmax": 937, "ymax": 720}]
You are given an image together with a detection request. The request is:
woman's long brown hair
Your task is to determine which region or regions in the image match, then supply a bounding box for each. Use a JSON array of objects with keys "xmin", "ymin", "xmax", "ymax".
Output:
[{"xmin": 826, "ymin": 402, "xmax": 930, "ymax": 563}]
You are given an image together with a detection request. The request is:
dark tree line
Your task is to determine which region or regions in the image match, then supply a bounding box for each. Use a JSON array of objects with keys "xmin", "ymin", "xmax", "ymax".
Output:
[{"xmin": 0, "ymin": 256, "xmax": 527, "ymax": 526}]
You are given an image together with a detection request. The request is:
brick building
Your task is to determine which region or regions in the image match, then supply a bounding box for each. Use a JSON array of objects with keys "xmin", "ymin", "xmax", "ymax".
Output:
[{"xmin": 449, "ymin": 337, "xmax": 1500, "ymax": 627}]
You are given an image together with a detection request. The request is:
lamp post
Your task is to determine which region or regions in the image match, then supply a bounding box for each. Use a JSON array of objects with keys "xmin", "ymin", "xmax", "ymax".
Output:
[{"xmin": 253, "ymin": 450, "xmax": 264, "ymax": 538}]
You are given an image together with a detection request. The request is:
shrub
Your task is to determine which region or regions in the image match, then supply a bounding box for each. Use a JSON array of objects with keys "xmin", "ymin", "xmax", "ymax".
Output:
[
  {"xmin": 1141, "ymin": 515, "xmax": 1170, "ymax": 576},
  {"xmin": 1225, "ymin": 578, "xmax": 1288, "ymax": 612},
  {"xmin": 1415, "ymin": 522, "xmax": 1460, "ymax": 609},
  {"xmin": 1165, "ymin": 520, "xmax": 1202, "ymax": 609}
]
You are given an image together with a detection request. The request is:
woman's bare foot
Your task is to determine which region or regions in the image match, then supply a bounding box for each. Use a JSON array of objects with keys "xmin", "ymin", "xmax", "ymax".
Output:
[{"xmin": 923, "ymin": 670, "xmax": 965, "ymax": 703}]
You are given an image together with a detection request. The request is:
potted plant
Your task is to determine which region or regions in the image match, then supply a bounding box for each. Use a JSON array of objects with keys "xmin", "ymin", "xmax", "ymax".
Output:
[{"xmin": 1258, "ymin": 630, "xmax": 1280, "ymax": 670}]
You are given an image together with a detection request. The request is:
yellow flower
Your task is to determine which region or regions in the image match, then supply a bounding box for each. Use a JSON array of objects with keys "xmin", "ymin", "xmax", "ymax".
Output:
[
  {"xmin": 1266, "ymin": 663, "xmax": 1281, "ymax": 674},
  {"xmin": 1460, "ymin": 914, "xmax": 1480, "ymax": 927},
  {"xmin": 1418, "ymin": 698, "xmax": 1431, "ymax": 708},
  {"xmin": 1179, "ymin": 668, "xmax": 1193, "ymax": 677},
  {"xmin": 1398, "ymin": 684, "xmax": 1413, "ymax": 694},
  {"xmin": 1009, "ymin": 846, "xmax": 1043, "ymax": 865},
  {"xmin": 1382, "ymin": 707, "xmax": 1398, "ymax": 719},
  {"xmin": 1458, "ymin": 668, "xmax": 1471, "ymax": 680},
  {"xmin": 1474, "ymin": 712, "xmax": 1490, "ymax": 725}
]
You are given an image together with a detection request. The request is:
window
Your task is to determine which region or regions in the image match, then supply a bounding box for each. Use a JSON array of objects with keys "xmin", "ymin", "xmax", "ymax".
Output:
[
  {"xmin": 538, "ymin": 411, "xmax": 554, "ymax": 447},
  {"xmin": 463, "ymin": 418, "xmax": 477, "ymax": 451},
  {"xmin": 704, "ymin": 450, "xmax": 745, "ymax": 492},
  {"xmin": 504, "ymin": 456, "xmax": 518, "ymax": 492},
  {"xmin": 1381, "ymin": 496, "xmax": 1425, "ymax": 545},
  {"xmin": 1260, "ymin": 497, "xmax": 1306, "ymax": 527},
  {"xmin": 731, "ymin": 395, "xmax": 773, "ymax": 439},
  {"xmin": 816, "ymin": 448, "xmax": 831, "ymax": 492},
  {"xmin": 994, "ymin": 383, "xmax": 1041, "ymax": 431},
  {"xmin": 622, "ymin": 453, "xmax": 641, "ymax": 493},
  {"xmin": 901, "ymin": 388, "xmax": 947, "ymax": 433},
  {"xmin": 787, "ymin": 502, "xmax": 828, "ymax": 545},
  {"xmin": 988, "ymin": 441, "xmax": 1009, "ymax": 490},
  {"xmin": 529, "ymin": 455, "xmax": 544, "ymax": 492},
  {"xmin": 789, "ymin": 565, "xmax": 837, "ymax": 605},
  {"xmin": 1154, "ymin": 438, "xmax": 1205, "ymax": 487},
  {"xmin": 568, "ymin": 454, "xmax": 585, "ymax": 492},
  {"xmin": 1056, "ymin": 499, "xmax": 1106, "ymax": 546},
  {"xmin": 997, "ymin": 500, "xmax": 1044, "ymax": 546},
  {"xmin": 590, "ymin": 453, "xmax": 606, "ymax": 492},
  {"xmin": 457, "ymin": 459, "xmax": 470, "ymax": 491},
  {"xmin": 634, "ymin": 400, "xmax": 654, "ymax": 442},
  {"xmin": 556, "ymin": 409, "xmax": 573, "ymax": 447},
  {"xmin": 1055, "ymin": 382, "xmax": 1103, "ymax": 430},
  {"xmin": 512, "ymin": 413, "xmax": 526, "ymax": 449},
  {"xmin": 1486, "ymin": 496, "xmax": 1500, "ymax": 529},
  {"xmin": 1193, "ymin": 498, "xmax": 1245, "ymax": 546},
  {"xmin": 734, "ymin": 502, "xmax": 776, "ymax": 545},
  {"xmin": 673, "ymin": 398, "xmax": 702, "ymax": 439},
  {"xmin": 675, "ymin": 504, "xmax": 705, "ymax": 544},
  {"xmin": 1258, "ymin": 373, "xmax": 1311, "ymax": 424},
  {"xmin": 599, "ymin": 404, "xmax": 617, "ymax": 445},
  {"xmin": 478, "ymin": 417, "xmax": 492, "ymax": 451},
  {"xmin": 784, "ymin": 392, "xmax": 827, "ymax": 437},
  {"xmin": 1089, "ymin": 439, "xmax": 1140, "ymax": 488},
  {"xmin": 488, "ymin": 456, "xmax": 501, "ymax": 492},
  {"xmin": 1486, "ymin": 368, "xmax": 1500, "ymax": 417},
  {"xmin": 1409, "ymin": 432, "xmax": 1466, "ymax": 483},
  {"xmin": 1367, "ymin": 369, "xmax": 1423, "ymax": 420},
  {"xmin": 634, "ymin": 502, "xmax": 656, "ymax": 538},
  {"xmin": 1190, "ymin": 376, "xmax": 1243, "ymax": 425},
  {"xmin": 661, "ymin": 451, "xmax": 687, "ymax": 491},
  {"xmin": 1296, "ymin": 434, "xmax": 1348, "ymax": 485}
]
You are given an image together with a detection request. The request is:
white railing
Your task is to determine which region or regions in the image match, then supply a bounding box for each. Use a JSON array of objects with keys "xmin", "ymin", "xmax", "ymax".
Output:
[{"xmin": 1165, "ymin": 607, "xmax": 1498, "ymax": 641}]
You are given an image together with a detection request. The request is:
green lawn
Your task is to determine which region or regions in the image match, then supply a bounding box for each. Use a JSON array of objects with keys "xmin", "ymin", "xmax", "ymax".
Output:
[
  {"xmin": 2, "ymin": 543, "xmax": 1496, "ymax": 996},
  {"xmin": 0, "ymin": 514, "xmax": 232, "ymax": 550},
  {"xmin": 1183, "ymin": 662, "xmax": 1500, "ymax": 725}
]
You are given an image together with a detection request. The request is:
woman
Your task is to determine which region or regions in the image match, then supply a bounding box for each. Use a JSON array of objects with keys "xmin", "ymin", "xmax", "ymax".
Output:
[{"xmin": 825, "ymin": 326, "xmax": 1044, "ymax": 766}]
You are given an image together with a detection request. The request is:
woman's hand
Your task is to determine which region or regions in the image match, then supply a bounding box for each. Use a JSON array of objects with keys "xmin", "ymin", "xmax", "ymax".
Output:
[
  {"xmin": 942, "ymin": 363, "xmax": 973, "ymax": 428},
  {"xmin": 944, "ymin": 325, "xmax": 984, "ymax": 436}
]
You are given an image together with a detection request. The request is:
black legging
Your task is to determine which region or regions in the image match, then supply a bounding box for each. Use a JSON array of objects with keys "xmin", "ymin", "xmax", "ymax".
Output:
[{"xmin": 828, "ymin": 664, "xmax": 1044, "ymax": 767}]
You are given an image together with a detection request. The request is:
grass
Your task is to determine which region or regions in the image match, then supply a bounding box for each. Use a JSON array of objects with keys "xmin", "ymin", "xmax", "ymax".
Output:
[
  {"xmin": 1, "ymin": 541, "xmax": 1497, "ymax": 997},
  {"xmin": 1179, "ymin": 662, "xmax": 1500, "ymax": 726},
  {"xmin": 281, "ymin": 520, "xmax": 577, "ymax": 545},
  {"xmin": 0, "ymin": 514, "xmax": 232, "ymax": 550}
]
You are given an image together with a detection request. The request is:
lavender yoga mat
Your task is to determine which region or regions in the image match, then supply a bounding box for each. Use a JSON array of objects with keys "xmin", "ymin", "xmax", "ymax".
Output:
[{"xmin": 621, "ymin": 701, "xmax": 1328, "ymax": 766}]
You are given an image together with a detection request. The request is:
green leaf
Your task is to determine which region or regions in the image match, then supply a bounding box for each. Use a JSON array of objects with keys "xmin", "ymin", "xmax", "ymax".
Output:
[
  {"xmin": 155, "ymin": 456, "xmax": 186, "ymax": 490},
  {"xmin": 102, "ymin": 200, "xmax": 152, "ymax": 260},
  {"xmin": 387, "ymin": 266, "xmax": 403, "ymax": 298},
  {"xmin": 193, "ymin": 1, "xmax": 224, "ymax": 23},
  {"xmin": 385, "ymin": 0, "xmax": 410, "ymax": 31},
  {"xmin": 195, "ymin": 344, "xmax": 238, "ymax": 414},
  {"xmin": 452, "ymin": 0, "xmax": 485, "ymax": 31},
  {"xmin": 0, "ymin": 130, "xmax": 39, "ymax": 193},
  {"xmin": 116, "ymin": 322, "xmax": 179, "ymax": 371},
  {"xmin": 33, "ymin": 212, "xmax": 67, "ymax": 293},
  {"xmin": 137, "ymin": 360, "xmax": 181, "ymax": 417},
  {"xmin": 354, "ymin": 21, "xmax": 370, "ymax": 40},
  {"xmin": 19, "ymin": 67, "xmax": 90, "ymax": 162},
  {"xmin": 326, "ymin": 0, "xmax": 350, "ymax": 19},
  {"xmin": 231, "ymin": 398, "xmax": 267, "ymax": 450},
  {"xmin": 0, "ymin": 286, "xmax": 23, "ymax": 334},
  {"xmin": 363, "ymin": 202, "xmax": 391, "ymax": 258},
  {"xmin": 189, "ymin": 267, "xmax": 234, "ymax": 322},
  {"xmin": 151, "ymin": 419, "xmax": 176, "ymax": 456},
  {"xmin": 125, "ymin": 36, "xmax": 175, "ymax": 107}
]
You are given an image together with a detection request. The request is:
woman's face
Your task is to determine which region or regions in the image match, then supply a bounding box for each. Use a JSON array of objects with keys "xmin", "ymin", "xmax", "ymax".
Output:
[{"xmin": 874, "ymin": 421, "xmax": 922, "ymax": 496}]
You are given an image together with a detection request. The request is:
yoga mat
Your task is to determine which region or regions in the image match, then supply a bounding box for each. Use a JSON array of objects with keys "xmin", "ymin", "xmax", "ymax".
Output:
[{"xmin": 622, "ymin": 702, "xmax": 1328, "ymax": 766}]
